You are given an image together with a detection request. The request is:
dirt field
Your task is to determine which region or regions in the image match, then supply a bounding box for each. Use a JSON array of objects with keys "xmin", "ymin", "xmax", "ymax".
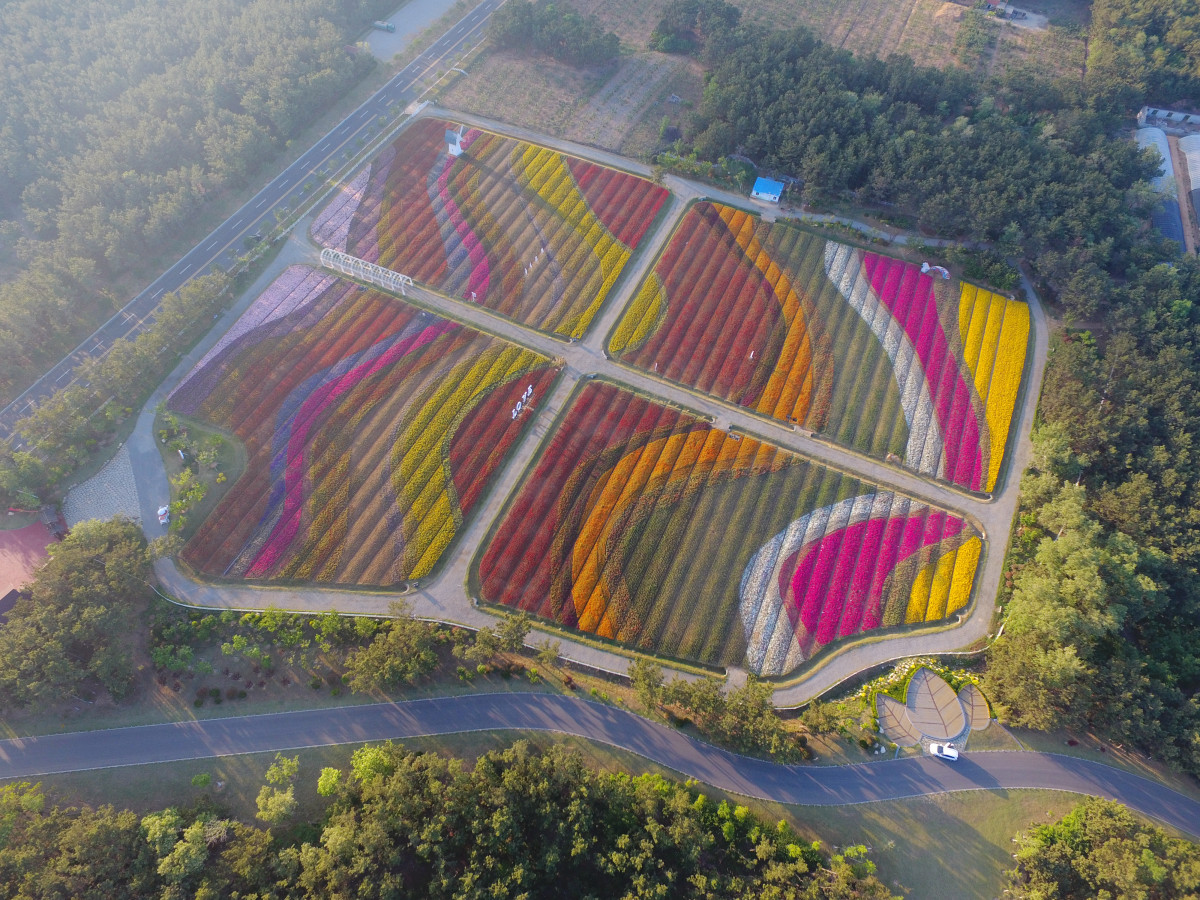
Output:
[
  {"xmin": 563, "ymin": 53, "xmax": 685, "ymax": 151},
  {"xmin": 439, "ymin": 0, "xmax": 1088, "ymax": 158},
  {"xmin": 441, "ymin": 51, "xmax": 606, "ymax": 139}
]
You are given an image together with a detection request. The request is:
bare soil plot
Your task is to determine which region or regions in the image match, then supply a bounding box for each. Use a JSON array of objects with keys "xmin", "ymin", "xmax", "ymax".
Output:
[
  {"xmin": 619, "ymin": 58, "xmax": 706, "ymax": 160},
  {"xmin": 564, "ymin": 53, "xmax": 684, "ymax": 151},
  {"xmin": 440, "ymin": 51, "xmax": 603, "ymax": 138},
  {"xmin": 989, "ymin": 19, "xmax": 1087, "ymax": 81}
]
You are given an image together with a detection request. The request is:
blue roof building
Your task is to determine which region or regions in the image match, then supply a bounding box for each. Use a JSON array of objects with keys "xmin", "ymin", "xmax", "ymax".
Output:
[{"xmin": 751, "ymin": 177, "xmax": 784, "ymax": 203}]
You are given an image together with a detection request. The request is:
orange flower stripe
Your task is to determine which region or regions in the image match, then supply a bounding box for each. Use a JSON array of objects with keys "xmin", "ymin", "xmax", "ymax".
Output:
[
  {"xmin": 570, "ymin": 429, "xmax": 788, "ymax": 637},
  {"xmin": 716, "ymin": 205, "xmax": 816, "ymax": 423}
]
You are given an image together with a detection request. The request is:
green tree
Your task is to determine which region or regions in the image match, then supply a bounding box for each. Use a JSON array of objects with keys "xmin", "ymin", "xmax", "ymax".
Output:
[
  {"xmin": 343, "ymin": 601, "xmax": 438, "ymax": 692},
  {"xmin": 1008, "ymin": 798, "xmax": 1200, "ymax": 898},
  {"xmin": 0, "ymin": 517, "xmax": 152, "ymax": 709},
  {"xmin": 629, "ymin": 658, "xmax": 665, "ymax": 712}
]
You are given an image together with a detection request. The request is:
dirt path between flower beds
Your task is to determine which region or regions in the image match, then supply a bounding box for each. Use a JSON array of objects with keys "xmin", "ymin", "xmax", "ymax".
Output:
[
  {"xmin": 2, "ymin": 694, "xmax": 1197, "ymax": 840},
  {"xmin": 131, "ymin": 110, "xmax": 1050, "ymax": 706}
]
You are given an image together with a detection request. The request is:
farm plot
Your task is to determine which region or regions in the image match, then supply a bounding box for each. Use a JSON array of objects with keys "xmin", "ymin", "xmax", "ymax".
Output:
[
  {"xmin": 312, "ymin": 116, "xmax": 669, "ymax": 338},
  {"xmin": 169, "ymin": 265, "xmax": 560, "ymax": 586},
  {"xmin": 609, "ymin": 202, "xmax": 1029, "ymax": 493},
  {"xmin": 477, "ymin": 381, "xmax": 983, "ymax": 676}
]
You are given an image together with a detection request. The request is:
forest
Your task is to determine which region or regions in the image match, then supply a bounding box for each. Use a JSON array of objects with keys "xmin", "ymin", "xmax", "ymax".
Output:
[
  {"xmin": 651, "ymin": 0, "xmax": 1200, "ymax": 776},
  {"xmin": 1007, "ymin": 798, "xmax": 1200, "ymax": 897},
  {"xmin": 0, "ymin": 742, "xmax": 897, "ymax": 899},
  {"xmin": 487, "ymin": 0, "xmax": 620, "ymax": 67},
  {"xmin": 0, "ymin": 0, "xmax": 397, "ymax": 402}
]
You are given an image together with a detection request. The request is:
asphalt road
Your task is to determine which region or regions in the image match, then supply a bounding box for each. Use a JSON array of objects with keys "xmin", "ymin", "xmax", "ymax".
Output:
[
  {"xmin": 2, "ymin": 694, "xmax": 1197, "ymax": 838},
  {"xmin": 0, "ymin": 0, "xmax": 505, "ymax": 437}
]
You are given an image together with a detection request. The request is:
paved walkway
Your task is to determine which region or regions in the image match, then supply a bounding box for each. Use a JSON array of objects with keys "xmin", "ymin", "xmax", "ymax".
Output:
[
  {"xmin": 1, "ymin": 694, "xmax": 1197, "ymax": 838},
  {"xmin": 130, "ymin": 109, "xmax": 1050, "ymax": 705}
]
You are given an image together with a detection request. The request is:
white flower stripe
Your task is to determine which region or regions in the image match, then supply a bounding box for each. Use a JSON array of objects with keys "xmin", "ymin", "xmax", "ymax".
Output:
[
  {"xmin": 168, "ymin": 266, "xmax": 338, "ymax": 407},
  {"xmin": 310, "ymin": 165, "xmax": 371, "ymax": 252},
  {"xmin": 823, "ymin": 243, "xmax": 944, "ymax": 476},
  {"xmin": 738, "ymin": 492, "xmax": 909, "ymax": 675}
]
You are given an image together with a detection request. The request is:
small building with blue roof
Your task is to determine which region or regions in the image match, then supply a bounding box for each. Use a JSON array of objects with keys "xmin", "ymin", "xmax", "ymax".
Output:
[{"xmin": 750, "ymin": 177, "xmax": 784, "ymax": 203}]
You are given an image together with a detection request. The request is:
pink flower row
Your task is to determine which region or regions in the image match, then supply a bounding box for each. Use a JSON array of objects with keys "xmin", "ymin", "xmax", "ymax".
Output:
[
  {"xmin": 434, "ymin": 129, "xmax": 491, "ymax": 302},
  {"xmin": 787, "ymin": 508, "xmax": 964, "ymax": 651},
  {"xmin": 862, "ymin": 253, "xmax": 984, "ymax": 490}
]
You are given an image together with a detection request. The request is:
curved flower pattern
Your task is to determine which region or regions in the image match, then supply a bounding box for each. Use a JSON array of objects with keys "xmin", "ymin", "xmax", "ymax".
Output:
[
  {"xmin": 170, "ymin": 267, "xmax": 560, "ymax": 587},
  {"xmin": 312, "ymin": 117, "xmax": 667, "ymax": 337},
  {"xmin": 822, "ymin": 244, "xmax": 944, "ymax": 476},
  {"xmin": 738, "ymin": 493, "xmax": 975, "ymax": 675},
  {"xmin": 479, "ymin": 382, "xmax": 982, "ymax": 675}
]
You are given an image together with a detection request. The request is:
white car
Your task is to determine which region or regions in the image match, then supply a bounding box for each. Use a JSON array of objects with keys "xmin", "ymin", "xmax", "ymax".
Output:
[{"xmin": 930, "ymin": 743, "xmax": 959, "ymax": 760}]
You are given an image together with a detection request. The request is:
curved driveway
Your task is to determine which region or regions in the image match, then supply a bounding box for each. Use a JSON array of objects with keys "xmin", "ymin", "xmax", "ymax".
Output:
[{"xmin": 1, "ymin": 694, "xmax": 1197, "ymax": 838}]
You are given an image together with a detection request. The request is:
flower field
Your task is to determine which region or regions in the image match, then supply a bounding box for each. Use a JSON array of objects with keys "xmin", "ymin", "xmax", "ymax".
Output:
[
  {"xmin": 314, "ymin": 117, "xmax": 669, "ymax": 338},
  {"xmin": 610, "ymin": 202, "xmax": 1029, "ymax": 492},
  {"xmin": 169, "ymin": 265, "xmax": 560, "ymax": 586},
  {"xmin": 476, "ymin": 381, "xmax": 982, "ymax": 675}
]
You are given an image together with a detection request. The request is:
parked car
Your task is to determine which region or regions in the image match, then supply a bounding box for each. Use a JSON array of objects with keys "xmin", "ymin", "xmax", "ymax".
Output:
[{"xmin": 929, "ymin": 743, "xmax": 959, "ymax": 760}]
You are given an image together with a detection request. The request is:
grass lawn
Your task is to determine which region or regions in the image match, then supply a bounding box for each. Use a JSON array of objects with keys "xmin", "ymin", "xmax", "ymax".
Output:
[
  {"xmin": 26, "ymin": 727, "xmax": 1088, "ymax": 898},
  {"xmin": 1008, "ymin": 726, "xmax": 1200, "ymax": 806},
  {"xmin": 155, "ymin": 410, "xmax": 247, "ymax": 543}
]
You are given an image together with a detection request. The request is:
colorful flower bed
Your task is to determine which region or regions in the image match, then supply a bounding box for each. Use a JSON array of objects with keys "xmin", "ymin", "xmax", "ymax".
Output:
[
  {"xmin": 170, "ymin": 266, "xmax": 560, "ymax": 586},
  {"xmin": 314, "ymin": 117, "xmax": 669, "ymax": 338},
  {"xmin": 610, "ymin": 202, "xmax": 1030, "ymax": 492},
  {"xmin": 476, "ymin": 381, "xmax": 982, "ymax": 675}
]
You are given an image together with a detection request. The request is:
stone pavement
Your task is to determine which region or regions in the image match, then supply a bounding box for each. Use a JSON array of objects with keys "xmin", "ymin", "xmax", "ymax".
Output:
[
  {"xmin": 127, "ymin": 110, "xmax": 1049, "ymax": 705},
  {"xmin": 63, "ymin": 443, "xmax": 141, "ymax": 527}
]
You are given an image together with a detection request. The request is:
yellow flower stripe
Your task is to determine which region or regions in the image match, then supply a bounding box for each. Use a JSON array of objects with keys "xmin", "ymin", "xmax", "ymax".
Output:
[
  {"xmin": 957, "ymin": 283, "xmax": 1030, "ymax": 491},
  {"xmin": 947, "ymin": 537, "xmax": 981, "ymax": 615},
  {"xmin": 715, "ymin": 204, "xmax": 818, "ymax": 424},
  {"xmin": 958, "ymin": 284, "xmax": 987, "ymax": 370},
  {"xmin": 610, "ymin": 273, "xmax": 666, "ymax": 354},
  {"xmin": 393, "ymin": 344, "xmax": 547, "ymax": 578},
  {"xmin": 517, "ymin": 147, "xmax": 631, "ymax": 337},
  {"xmin": 905, "ymin": 534, "xmax": 982, "ymax": 624},
  {"xmin": 906, "ymin": 547, "xmax": 947, "ymax": 624}
]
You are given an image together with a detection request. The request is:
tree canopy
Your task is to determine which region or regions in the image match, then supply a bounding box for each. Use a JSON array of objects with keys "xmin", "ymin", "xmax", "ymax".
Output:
[
  {"xmin": 0, "ymin": 516, "xmax": 151, "ymax": 708},
  {"xmin": 1008, "ymin": 798, "xmax": 1200, "ymax": 898},
  {"xmin": 487, "ymin": 0, "xmax": 620, "ymax": 67},
  {"xmin": 0, "ymin": 0, "xmax": 396, "ymax": 402},
  {"xmin": 0, "ymin": 743, "xmax": 897, "ymax": 898}
]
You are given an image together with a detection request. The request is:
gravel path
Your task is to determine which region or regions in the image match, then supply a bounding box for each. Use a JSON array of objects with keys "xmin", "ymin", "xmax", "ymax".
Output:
[{"xmin": 64, "ymin": 443, "xmax": 141, "ymax": 527}]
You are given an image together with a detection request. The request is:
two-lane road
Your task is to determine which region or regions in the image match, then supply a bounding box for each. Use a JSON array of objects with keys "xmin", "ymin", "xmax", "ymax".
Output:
[
  {"xmin": 1, "ymin": 694, "xmax": 1197, "ymax": 838},
  {"xmin": 0, "ymin": 0, "xmax": 504, "ymax": 436}
]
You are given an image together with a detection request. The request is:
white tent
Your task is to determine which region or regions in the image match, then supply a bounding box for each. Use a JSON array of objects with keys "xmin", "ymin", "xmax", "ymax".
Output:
[{"xmin": 1135, "ymin": 127, "xmax": 1176, "ymax": 194}]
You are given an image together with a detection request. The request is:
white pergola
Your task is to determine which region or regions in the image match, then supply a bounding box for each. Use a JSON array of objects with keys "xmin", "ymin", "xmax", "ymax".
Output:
[{"xmin": 320, "ymin": 247, "xmax": 414, "ymax": 296}]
